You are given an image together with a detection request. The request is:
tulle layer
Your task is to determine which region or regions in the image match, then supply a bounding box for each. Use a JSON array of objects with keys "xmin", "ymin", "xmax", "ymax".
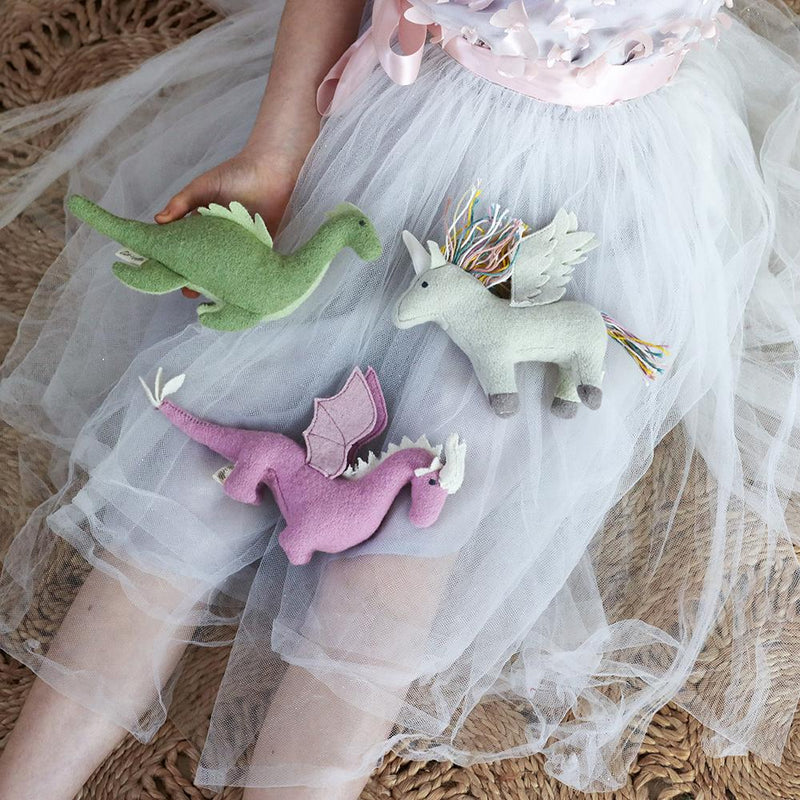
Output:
[{"xmin": 0, "ymin": 1, "xmax": 799, "ymax": 793}]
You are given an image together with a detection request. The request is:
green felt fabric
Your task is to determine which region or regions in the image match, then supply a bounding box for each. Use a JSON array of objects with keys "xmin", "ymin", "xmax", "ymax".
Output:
[{"xmin": 68, "ymin": 196, "xmax": 382, "ymax": 331}]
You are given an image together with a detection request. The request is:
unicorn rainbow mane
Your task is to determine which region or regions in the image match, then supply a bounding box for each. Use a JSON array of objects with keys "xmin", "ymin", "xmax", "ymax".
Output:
[{"xmin": 443, "ymin": 185, "xmax": 529, "ymax": 288}]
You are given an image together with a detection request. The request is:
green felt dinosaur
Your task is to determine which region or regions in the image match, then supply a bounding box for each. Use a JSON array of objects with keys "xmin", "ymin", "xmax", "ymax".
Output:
[{"xmin": 67, "ymin": 196, "xmax": 383, "ymax": 331}]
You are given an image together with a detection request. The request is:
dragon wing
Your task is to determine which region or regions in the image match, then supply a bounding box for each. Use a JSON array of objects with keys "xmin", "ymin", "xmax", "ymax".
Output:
[
  {"xmin": 303, "ymin": 366, "xmax": 388, "ymax": 479},
  {"xmin": 510, "ymin": 209, "xmax": 598, "ymax": 307}
]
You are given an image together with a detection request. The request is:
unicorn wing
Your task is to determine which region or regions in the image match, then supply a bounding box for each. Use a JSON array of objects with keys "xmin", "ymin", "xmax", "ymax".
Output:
[
  {"xmin": 510, "ymin": 209, "xmax": 598, "ymax": 307},
  {"xmin": 303, "ymin": 367, "xmax": 388, "ymax": 479}
]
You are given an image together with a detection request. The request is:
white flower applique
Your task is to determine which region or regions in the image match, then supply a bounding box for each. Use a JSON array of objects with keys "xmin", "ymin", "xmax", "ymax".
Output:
[
  {"xmin": 461, "ymin": 25, "xmax": 480, "ymax": 45},
  {"xmin": 485, "ymin": 0, "xmax": 540, "ymax": 80},
  {"xmin": 551, "ymin": 9, "xmax": 596, "ymax": 52},
  {"xmin": 547, "ymin": 43, "xmax": 573, "ymax": 68},
  {"xmin": 403, "ymin": 3, "xmax": 448, "ymax": 45},
  {"xmin": 659, "ymin": 6, "xmax": 733, "ymax": 57},
  {"xmin": 620, "ymin": 30, "xmax": 655, "ymax": 63},
  {"xmin": 489, "ymin": 1, "xmax": 539, "ymax": 59}
]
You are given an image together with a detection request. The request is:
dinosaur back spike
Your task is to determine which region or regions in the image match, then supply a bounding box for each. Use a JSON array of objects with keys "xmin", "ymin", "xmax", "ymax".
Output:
[{"xmin": 197, "ymin": 201, "xmax": 273, "ymax": 248}]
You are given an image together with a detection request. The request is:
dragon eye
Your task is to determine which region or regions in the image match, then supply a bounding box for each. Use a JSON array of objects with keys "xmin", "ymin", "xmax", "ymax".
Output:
[
  {"xmin": 359, "ymin": 219, "xmax": 367, "ymax": 227},
  {"xmin": 428, "ymin": 478, "xmax": 437, "ymax": 485},
  {"xmin": 421, "ymin": 281, "xmax": 429, "ymax": 288}
]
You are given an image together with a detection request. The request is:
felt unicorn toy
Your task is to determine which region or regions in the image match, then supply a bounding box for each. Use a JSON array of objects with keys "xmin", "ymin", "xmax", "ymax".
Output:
[
  {"xmin": 68, "ymin": 195, "xmax": 382, "ymax": 331},
  {"xmin": 394, "ymin": 188, "xmax": 668, "ymax": 418},
  {"xmin": 140, "ymin": 366, "xmax": 466, "ymax": 565}
]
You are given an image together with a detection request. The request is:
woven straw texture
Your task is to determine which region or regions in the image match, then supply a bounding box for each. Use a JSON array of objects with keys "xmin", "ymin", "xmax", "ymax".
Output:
[{"xmin": 1, "ymin": 2, "xmax": 799, "ymax": 798}]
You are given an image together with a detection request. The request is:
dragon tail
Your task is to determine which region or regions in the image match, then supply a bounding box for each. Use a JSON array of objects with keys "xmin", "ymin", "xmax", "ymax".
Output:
[{"xmin": 602, "ymin": 313, "xmax": 669, "ymax": 381}]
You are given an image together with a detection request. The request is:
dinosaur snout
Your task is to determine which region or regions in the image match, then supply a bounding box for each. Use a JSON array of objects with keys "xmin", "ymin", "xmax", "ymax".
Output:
[{"xmin": 362, "ymin": 233, "xmax": 382, "ymax": 261}]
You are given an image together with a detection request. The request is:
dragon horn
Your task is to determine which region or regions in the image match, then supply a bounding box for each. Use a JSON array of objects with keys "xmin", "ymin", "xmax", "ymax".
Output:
[{"xmin": 438, "ymin": 434, "xmax": 466, "ymax": 494}]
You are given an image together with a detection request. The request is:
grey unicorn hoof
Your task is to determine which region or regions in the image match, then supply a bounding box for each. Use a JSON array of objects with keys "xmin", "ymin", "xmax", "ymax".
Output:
[
  {"xmin": 489, "ymin": 393, "xmax": 520, "ymax": 417},
  {"xmin": 577, "ymin": 384, "xmax": 603, "ymax": 410},
  {"xmin": 551, "ymin": 397, "xmax": 579, "ymax": 419}
]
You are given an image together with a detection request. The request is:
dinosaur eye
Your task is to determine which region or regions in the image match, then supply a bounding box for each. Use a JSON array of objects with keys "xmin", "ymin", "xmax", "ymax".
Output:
[
  {"xmin": 359, "ymin": 219, "xmax": 367, "ymax": 227},
  {"xmin": 421, "ymin": 281, "xmax": 429, "ymax": 288},
  {"xmin": 428, "ymin": 478, "xmax": 437, "ymax": 485}
]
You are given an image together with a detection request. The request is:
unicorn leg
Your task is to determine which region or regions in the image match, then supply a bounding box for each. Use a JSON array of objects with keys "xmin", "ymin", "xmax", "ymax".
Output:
[
  {"xmin": 574, "ymin": 345, "xmax": 607, "ymax": 411},
  {"xmin": 552, "ymin": 364, "xmax": 581, "ymax": 419},
  {"xmin": 472, "ymin": 357, "xmax": 519, "ymax": 417}
]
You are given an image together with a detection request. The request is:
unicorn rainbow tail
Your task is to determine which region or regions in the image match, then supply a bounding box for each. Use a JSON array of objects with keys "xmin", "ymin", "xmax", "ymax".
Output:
[{"xmin": 602, "ymin": 313, "xmax": 669, "ymax": 381}]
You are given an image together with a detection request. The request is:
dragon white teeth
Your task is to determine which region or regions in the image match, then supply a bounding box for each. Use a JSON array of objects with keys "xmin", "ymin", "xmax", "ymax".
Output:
[{"xmin": 340, "ymin": 435, "xmax": 442, "ymax": 480}]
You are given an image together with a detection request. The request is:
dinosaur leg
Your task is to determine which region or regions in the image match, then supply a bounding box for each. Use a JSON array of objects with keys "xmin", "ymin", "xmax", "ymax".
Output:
[
  {"xmin": 552, "ymin": 363, "xmax": 581, "ymax": 419},
  {"xmin": 197, "ymin": 302, "xmax": 262, "ymax": 332},
  {"xmin": 111, "ymin": 260, "xmax": 185, "ymax": 294}
]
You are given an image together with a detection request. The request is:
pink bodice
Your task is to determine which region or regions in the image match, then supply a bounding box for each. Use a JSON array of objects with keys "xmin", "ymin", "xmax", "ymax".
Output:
[
  {"xmin": 407, "ymin": 1, "xmax": 732, "ymax": 69},
  {"xmin": 318, "ymin": 0, "xmax": 735, "ymax": 114}
]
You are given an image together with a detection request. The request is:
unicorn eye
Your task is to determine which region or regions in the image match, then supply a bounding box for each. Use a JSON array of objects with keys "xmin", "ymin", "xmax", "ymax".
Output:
[
  {"xmin": 428, "ymin": 478, "xmax": 437, "ymax": 485},
  {"xmin": 421, "ymin": 281, "xmax": 429, "ymax": 288}
]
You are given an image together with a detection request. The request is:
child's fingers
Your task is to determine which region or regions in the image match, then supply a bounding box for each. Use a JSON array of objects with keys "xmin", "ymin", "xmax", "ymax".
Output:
[{"xmin": 155, "ymin": 173, "xmax": 218, "ymax": 223}]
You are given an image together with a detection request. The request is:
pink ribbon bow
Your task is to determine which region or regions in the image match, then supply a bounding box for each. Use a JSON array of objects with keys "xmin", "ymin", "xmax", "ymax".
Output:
[{"xmin": 317, "ymin": 0, "xmax": 433, "ymax": 116}]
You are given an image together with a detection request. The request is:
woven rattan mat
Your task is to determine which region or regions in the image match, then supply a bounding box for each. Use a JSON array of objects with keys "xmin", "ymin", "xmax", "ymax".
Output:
[{"xmin": 1, "ymin": 2, "xmax": 799, "ymax": 798}]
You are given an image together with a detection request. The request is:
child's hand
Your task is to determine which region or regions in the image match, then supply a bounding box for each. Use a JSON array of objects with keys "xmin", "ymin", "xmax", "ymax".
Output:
[
  {"xmin": 154, "ymin": 150, "xmax": 301, "ymax": 234},
  {"xmin": 155, "ymin": 0, "xmax": 366, "ymax": 235}
]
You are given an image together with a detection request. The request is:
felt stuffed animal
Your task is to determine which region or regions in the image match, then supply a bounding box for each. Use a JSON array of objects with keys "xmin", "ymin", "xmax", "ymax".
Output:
[
  {"xmin": 394, "ymin": 188, "xmax": 668, "ymax": 418},
  {"xmin": 140, "ymin": 366, "xmax": 466, "ymax": 565},
  {"xmin": 67, "ymin": 195, "xmax": 382, "ymax": 331}
]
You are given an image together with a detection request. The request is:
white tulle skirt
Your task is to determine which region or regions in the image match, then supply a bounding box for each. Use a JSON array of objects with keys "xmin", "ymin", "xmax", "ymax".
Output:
[{"xmin": 1, "ymin": 0, "xmax": 800, "ymax": 793}]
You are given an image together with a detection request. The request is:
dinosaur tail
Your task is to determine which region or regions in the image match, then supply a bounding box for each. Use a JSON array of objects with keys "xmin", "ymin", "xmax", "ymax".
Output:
[
  {"xmin": 68, "ymin": 194, "xmax": 154, "ymax": 252},
  {"xmin": 602, "ymin": 313, "xmax": 670, "ymax": 381}
]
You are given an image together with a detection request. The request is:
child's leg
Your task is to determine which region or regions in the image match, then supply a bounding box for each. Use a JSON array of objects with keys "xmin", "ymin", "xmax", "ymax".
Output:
[
  {"xmin": 243, "ymin": 664, "xmax": 390, "ymax": 800},
  {"xmin": 0, "ymin": 568, "xmax": 192, "ymax": 800},
  {"xmin": 243, "ymin": 553, "xmax": 453, "ymax": 800}
]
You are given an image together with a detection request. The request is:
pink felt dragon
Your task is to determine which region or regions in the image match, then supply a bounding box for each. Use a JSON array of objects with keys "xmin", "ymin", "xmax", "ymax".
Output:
[{"xmin": 140, "ymin": 367, "xmax": 467, "ymax": 565}]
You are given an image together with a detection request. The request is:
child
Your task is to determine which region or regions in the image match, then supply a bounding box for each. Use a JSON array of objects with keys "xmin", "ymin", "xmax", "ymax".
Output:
[{"xmin": 0, "ymin": 0, "xmax": 799, "ymax": 797}]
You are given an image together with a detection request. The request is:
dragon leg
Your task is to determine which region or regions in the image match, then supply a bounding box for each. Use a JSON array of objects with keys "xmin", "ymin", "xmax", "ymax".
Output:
[
  {"xmin": 277, "ymin": 526, "xmax": 315, "ymax": 566},
  {"xmin": 220, "ymin": 462, "xmax": 265, "ymax": 505},
  {"xmin": 197, "ymin": 302, "xmax": 262, "ymax": 331},
  {"xmin": 112, "ymin": 259, "xmax": 186, "ymax": 294}
]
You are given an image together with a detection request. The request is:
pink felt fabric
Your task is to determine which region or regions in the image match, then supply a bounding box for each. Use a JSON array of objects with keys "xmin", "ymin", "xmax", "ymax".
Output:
[
  {"xmin": 157, "ymin": 370, "xmax": 447, "ymax": 565},
  {"xmin": 302, "ymin": 366, "xmax": 387, "ymax": 478}
]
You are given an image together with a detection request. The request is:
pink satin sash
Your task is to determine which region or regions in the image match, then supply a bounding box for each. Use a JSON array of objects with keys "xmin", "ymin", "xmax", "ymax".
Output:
[{"xmin": 317, "ymin": 0, "xmax": 686, "ymax": 116}]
